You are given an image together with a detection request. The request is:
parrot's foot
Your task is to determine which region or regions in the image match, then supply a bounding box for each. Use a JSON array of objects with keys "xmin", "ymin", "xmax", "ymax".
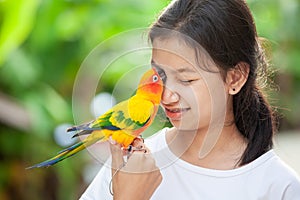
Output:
[
  {"xmin": 129, "ymin": 136, "xmax": 146, "ymax": 151},
  {"xmin": 122, "ymin": 144, "xmax": 147, "ymax": 163},
  {"xmin": 122, "ymin": 144, "xmax": 146, "ymax": 154},
  {"xmin": 121, "ymin": 137, "xmax": 146, "ymax": 162},
  {"xmin": 131, "ymin": 136, "xmax": 145, "ymax": 149}
]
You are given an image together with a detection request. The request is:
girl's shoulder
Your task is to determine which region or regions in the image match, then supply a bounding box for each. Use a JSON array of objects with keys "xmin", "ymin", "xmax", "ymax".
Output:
[
  {"xmin": 260, "ymin": 152, "xmax": 300, "ymax": 199},
  {"xmin": 262, "ymin": 151, "xmax": 300, "ymax": 183}
]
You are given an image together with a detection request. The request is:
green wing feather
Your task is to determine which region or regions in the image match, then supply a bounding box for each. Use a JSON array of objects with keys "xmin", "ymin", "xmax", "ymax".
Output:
[{"xmin": 92, "ymin": 96, "xmax": 154, "ymax": 131}]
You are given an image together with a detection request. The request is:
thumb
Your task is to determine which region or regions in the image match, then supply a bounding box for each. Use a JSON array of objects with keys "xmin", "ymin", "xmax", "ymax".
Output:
[
  {"xmin": 108, "ymin": 140, "xmax": 125, "ymax": 196},
  {"xmin": 109, "ymin": 140, "xmax": 124, "ymax": 172}
]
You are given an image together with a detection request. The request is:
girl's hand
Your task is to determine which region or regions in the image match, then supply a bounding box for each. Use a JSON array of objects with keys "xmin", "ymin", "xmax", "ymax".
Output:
[{"xmin": 110, "ymin": 138, "xmax": 162, "ymax": 200}]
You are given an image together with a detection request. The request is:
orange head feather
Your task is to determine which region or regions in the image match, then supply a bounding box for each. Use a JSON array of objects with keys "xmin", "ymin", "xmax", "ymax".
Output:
[{"xmin": 136, "ymin": 68, "xmax": 164, "ymax": 104}]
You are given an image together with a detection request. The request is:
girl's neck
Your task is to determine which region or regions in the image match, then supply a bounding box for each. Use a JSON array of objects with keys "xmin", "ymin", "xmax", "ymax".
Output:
[{"xmin": 166, "ymin": 125, "xmax": 248, "ymax": 170}]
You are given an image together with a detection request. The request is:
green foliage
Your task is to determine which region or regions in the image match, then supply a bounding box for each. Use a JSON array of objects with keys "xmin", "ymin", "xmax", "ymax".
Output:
[
  {"xmin": 0, "ymin": 0, "xmax": 169, "ymax": 199},
  {"xmin": 0, "ymin": 0, "xmax": 39, "ymax": 65},
  {"xmin": 248, "ymin": 0, "xmax": 300, "ymax": 129}
]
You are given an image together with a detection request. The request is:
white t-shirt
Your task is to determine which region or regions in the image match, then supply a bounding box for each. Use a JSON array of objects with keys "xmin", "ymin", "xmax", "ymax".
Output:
[{"xmin": 80, "ymin": 128, "xmax": 300, "ymax": 200}]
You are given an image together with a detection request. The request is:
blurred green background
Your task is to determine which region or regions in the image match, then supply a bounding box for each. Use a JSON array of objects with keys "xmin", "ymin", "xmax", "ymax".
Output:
[{"xmin": 0, "ymin": 0, "xmax": 299, "ymax": 199}]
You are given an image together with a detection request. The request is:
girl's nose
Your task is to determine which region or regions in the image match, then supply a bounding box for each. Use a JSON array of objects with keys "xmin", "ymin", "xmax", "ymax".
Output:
[{"xmin": 161, "ymin": 86, "xmax": 179, "ymax": 105}]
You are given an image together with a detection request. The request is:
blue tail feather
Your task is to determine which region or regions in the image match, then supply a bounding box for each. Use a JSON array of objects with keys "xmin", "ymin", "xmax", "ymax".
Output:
[
  {"xmin": 26, "ymin": 141, "xmax": 84, "ymax": 169},
  {"xmin": 57, "ymin": 141, "xmax": 83, "ymax": 154},
  {"xmin": 26, "ymin": 157, "xmax": 63, "ymax": 169},
  {"xmin": 26, "ymin": 133, "xmax": 105, "ymax": 169}
]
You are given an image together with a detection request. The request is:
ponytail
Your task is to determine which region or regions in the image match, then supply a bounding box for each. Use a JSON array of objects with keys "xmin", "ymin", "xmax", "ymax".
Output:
[
  {"xmin": 234, "ymin": 39, "xmax": 278, "ymax": 165},
  {"xmin": 234, "ymin": 84, "xmax": 276, "ymax": 165}
]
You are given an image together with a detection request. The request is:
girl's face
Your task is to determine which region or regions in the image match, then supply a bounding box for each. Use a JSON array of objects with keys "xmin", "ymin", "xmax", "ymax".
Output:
[{"xmin": 151, "ymin": 38, "xmax": 228, "ymax": 131}]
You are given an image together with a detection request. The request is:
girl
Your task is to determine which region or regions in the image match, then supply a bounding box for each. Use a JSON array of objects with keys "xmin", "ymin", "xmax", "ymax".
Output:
[{"xmin": 81, "ymin": 0, "xmax": 300, "ymax": 199}]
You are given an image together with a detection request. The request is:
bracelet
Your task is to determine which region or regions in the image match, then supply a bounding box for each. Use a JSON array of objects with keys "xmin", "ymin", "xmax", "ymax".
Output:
[{"xmin": 109, "ymin": 163, "xmax": 125, "ymax": 196}]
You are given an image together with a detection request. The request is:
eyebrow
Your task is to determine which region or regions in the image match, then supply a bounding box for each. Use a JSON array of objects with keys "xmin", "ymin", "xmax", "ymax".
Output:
[{"xmin": 151, "ymin": 60, "xmax": 197, "ymax": 74}]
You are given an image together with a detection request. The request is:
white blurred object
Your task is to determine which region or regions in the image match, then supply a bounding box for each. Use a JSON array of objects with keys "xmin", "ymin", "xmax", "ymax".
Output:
[
  {"xmin": 274, "ymin": 131, "xmax": 300, "ymax": 176},
  {"xmin": 90, "ymin": 92, "xmax": 116, "ymax": 118},
  {"xmin": 83, "ymin": 162, "xmax": 103, "ymax": 184},
  {"xmin": 54, "ymin": 123, "xmax": 77, "ymax": 147}
]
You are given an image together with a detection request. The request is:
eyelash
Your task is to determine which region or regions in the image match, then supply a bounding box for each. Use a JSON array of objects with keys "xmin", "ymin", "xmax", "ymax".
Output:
[{"xmin": 179, "ymin": 79, "xmax": 196, "ymax": 85}]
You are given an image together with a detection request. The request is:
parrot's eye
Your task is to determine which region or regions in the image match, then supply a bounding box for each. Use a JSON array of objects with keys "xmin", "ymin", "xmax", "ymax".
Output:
[{"xmin": 152, "ymin": 75, "xmax": 159, "ymax": 82}]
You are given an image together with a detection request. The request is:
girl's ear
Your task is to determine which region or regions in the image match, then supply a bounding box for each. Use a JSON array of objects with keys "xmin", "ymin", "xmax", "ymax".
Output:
[{"xmin": 225, "ymin": 62, "xmax": 250, "ymax": 95}]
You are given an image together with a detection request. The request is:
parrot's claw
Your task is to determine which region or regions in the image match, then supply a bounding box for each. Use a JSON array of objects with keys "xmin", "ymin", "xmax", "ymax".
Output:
[
  {"xmin": 120, "ymin": 136, "xmax": 146, "ymax": 162},
  {"xmin": 121, "ymin": 144, "xmax": 146, "ymax": 162},
  {"xmin": 122, "ymin": 145, "xmax": 145, "ymax": 154},
  {"xmin": 122, "ymin": 136, "xmax": 145, "ymax": 153}
]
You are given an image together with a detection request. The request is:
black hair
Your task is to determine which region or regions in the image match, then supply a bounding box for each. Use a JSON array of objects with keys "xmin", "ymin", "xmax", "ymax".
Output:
[{"xmin": 149, "ymin": 0, "xmax": 277, "ymax": 165}]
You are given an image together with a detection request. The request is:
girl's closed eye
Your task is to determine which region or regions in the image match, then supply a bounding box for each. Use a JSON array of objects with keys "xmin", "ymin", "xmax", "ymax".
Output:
[
  {"xmin": 177, "ymin": 76, "xmax": 201, "ymax": 85},
  {"xmin": 179, "ymin": 79, "xmax": 196, "ymax": 85}
]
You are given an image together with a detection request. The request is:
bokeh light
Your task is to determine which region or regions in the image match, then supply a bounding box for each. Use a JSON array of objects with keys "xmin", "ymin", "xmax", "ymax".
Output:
[
  {"xmin": 90, "ymin": 92, "xmax": 116, "ymax": 118},
  {"xmin": 54, "ymin": 123, "xmax": 77, "ymax": 147}
]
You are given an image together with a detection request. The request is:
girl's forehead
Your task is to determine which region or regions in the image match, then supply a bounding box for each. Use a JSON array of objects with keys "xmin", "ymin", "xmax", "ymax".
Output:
[
  {"xmin": 152, "ymin": 37, "xmax": 194, "ymax": 55},
  {"xmin": 152, "ymin": 38, "xmax": 216, "ymax": 73},
  {"xmin": 152, "ymin": 39, "xmax": 195, "ymax": 66}
]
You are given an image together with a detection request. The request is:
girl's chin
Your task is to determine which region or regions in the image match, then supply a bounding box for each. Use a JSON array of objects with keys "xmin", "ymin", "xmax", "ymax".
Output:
[
  {"xmin": 169, "ymin": 122, "xmax": 199, "ymax": 132},
  {"xmin": 169, "ymin": 121, "xmax": 208, "ymax": 133}
]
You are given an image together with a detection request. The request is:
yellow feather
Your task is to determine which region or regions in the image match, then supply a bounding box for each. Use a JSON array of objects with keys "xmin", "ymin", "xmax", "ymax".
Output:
[
  {"xmin": 109, "ymin": 95, "xmax": 154, "ymax": 130},
  {"xmin": 105, "ymin": 129, "xmax": 135, "ymax": 147},
  {"xmin": 128, "ymin": 96, "xmax": 153, "ymax": 123}
]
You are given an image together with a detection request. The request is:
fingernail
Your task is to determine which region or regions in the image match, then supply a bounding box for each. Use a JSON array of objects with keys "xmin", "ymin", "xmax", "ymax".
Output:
[{"xmin": 109, "ymin": 136, "xmax": 117, "ymax": 145}]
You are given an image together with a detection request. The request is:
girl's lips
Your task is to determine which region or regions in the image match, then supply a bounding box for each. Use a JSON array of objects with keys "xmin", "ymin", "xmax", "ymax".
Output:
[{"xmin": 164, "ymin": 107, "xmax": 190, "ymax": 120}]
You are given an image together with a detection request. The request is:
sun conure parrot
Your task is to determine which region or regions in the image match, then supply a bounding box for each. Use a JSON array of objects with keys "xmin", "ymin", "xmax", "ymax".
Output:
[{"xmin": 27, "ymin": 68, "xmax": 163, "ymax": 169}]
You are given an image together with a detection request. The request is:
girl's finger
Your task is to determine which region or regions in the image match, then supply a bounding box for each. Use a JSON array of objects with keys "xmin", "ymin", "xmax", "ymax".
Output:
[
  {"xmin": 121, "ymin": 147, "xmax": 157, "ymax": 173},
  {"xmin": 109, "ymin": 141, "xmax": 124, "ymax": 171}
]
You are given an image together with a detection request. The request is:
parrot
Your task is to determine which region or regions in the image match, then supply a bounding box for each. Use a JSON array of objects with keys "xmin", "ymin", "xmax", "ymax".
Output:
[{"xmin": 27, "ymin": 67, "xmax": 164, "ymax": 169}]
